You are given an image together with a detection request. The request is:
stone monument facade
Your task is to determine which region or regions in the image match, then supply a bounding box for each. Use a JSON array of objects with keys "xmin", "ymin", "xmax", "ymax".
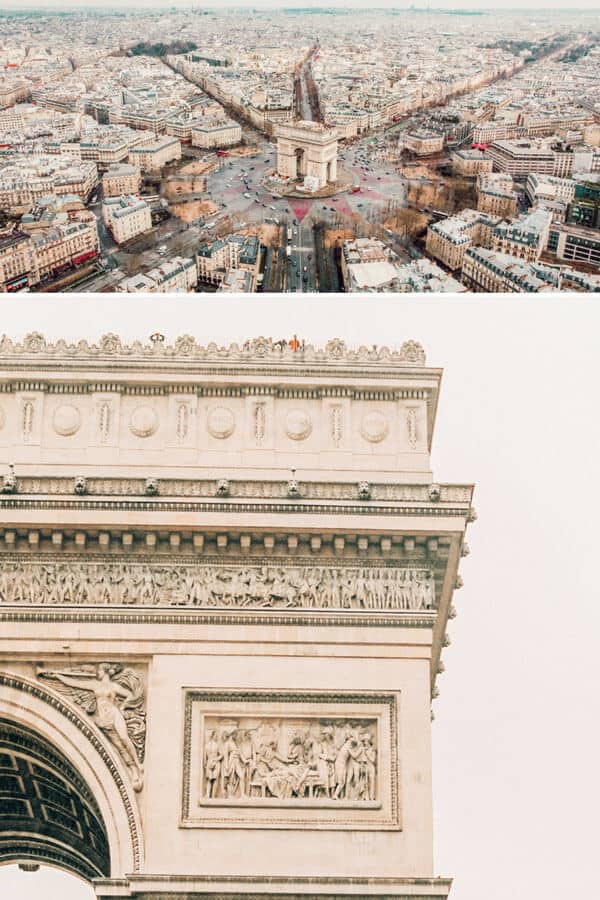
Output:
[
  {"xmin": 276, "ymin": 121, "xmax": 338, "ymax": 189},
  {"xmin": 0, "ymin": 334, "xmax": 474, "ymax": 900}
]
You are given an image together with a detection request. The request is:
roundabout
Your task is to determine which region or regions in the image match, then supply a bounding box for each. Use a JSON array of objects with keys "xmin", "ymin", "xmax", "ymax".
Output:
[{"xmin": 261, "ymin": 167, "xmax": 353, "ymax": 199}]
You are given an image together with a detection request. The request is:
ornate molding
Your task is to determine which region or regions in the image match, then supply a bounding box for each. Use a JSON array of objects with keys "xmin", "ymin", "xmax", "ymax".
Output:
[
  {"xmin": 0, "ymin": 608, "xmax": 437, "ymax": 628},
  {"xmin": 0, "ymin": 476, "xmax": 473, "ymax": 504},
  {"xmin": 0, "ymin": 382, "xmax": 432, "ymax": 400},
  {"xmin": 0, "ymin": 334, "xmax": 427, "ymax": 368},
  {"xmin": 0, "ymin": 497, "xmax": 472, "ymax": 519},
  {"xmin": 0, "ymin": 671, "xmax": 142, "ymax": 871}
]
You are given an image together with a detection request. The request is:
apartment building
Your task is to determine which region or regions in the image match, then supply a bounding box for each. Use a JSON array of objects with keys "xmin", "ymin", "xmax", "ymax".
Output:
[
  {"xmin": 402, "ymin": 129, "xmax": 444, "ymax": 156},
  {"xmin": 0, "ymin": 213, "xmax": 98, "ymax": 290},
  {"xmin": 488, "ymin": 139, "xmax": 556, "ymax": 176},
  {"xmin": 425, "ymin": 209, "xmax": 499, "ymax": 271},
  {"xmin": 108, "ymin": 106, "xmax": 171, "ymax": 136},
  {"xmin": 143, "ymin": 257, "xmax": 198, "ymax": 292},
  {"xmin": 487, "ymin": 138, "xmax": 599, "ymax": 179},
  {"xmin": 463, "ymin": 245, "xmax": 600, "ymax": 292},
  {"xmin": 191, "ymin": 118, "xmax": 242, "ymax": 149},
  {"xmin": 196, "ymin": 234, "xmax": 260, "ymax": 288},
  {"xmin": 102, "ymin": 195, "xmax": 152, "ymax": 244},
  {"xmin": 546, "ymin": 223, "xmax": 600, "ymax": 268},
  {"xmin": 473, "ymin": 113, "xmax": 593, "ymax": 146},
  {"xmin": 462, "ymin": 246, "xmax": 556, "ymax": 292},
  {"xmin": 129, "ymin": 136, "xmax": 182, "ymax": 174},
  {"xmin": 452, "ymin": 149, "xmax": 494, "ymax": 177},
  {"xmin": 340, "ymin": 237, "xmax": 398, "ymax": 291},
  {"xmin": 216, "ymin": 268, "xmax": 254, "ymax": 292},
  {"xmin": 119, "ymin": 256, "xmax": 197, "ymax": 293},
  {"xmin": 0, "ymin": 77, "xmax": 30, "ymax": 109},
  {"xmin": 102, "ymin": 164, "xmax": 142, "ymax": 198},
  {"xmin": 20, "ymin": 196, "xmax": 85, "ymax": 232},
  {"xmin": 0, "ymin": 231, "xmax": 36, "ymax": 292},
  {"xmin": 79, "ymin": 126, "xmax": 151, "ymax": 166},
  {"xmin": 340, "ymin": 237, "xmax": 465, "ymax": 292},
  {"xmin": 30, "ymin": 214, "xmax": 99, "ymax": 281},
  {"xmin": 165, "ymin": 111, "xmax": 222, "ymax": 142},
  {"xmin": 491, "ymin": 207, "xmax": 552, "ymax": 262},
  {"xmin": 525, "ymin": 173, "xmax": 577, "ymax": 205},
  {"xmin": 477, "ymin": 172, "xmax": 518, "ymax": 218}
]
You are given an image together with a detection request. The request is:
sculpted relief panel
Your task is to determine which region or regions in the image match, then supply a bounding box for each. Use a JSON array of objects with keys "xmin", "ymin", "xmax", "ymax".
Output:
[
  {"xmin": 0, "ymin": 560, "xmax": 435, "ymax": 612},
  {"xmin": 183, "ymin": 691, "xmax": 399, "ymax": 829},
  {"xmin": 202, "ymin": 716, "xmax": 378, "ymax": 805}
]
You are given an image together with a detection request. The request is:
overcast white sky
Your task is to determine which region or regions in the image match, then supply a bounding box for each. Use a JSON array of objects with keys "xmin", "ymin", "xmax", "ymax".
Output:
[{"xmin": 0, "ymin": 297, "xmax": 599, "ymax": 900}]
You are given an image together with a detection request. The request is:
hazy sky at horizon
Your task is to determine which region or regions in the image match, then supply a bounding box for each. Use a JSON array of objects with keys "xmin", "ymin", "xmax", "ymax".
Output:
[
  {"xmin": 0, "ymin": 1, "xmax": 599, "ymax": 11},
  {"xmin": 0, "ymin": 297, "xmax": 598, "ymax": 900}
]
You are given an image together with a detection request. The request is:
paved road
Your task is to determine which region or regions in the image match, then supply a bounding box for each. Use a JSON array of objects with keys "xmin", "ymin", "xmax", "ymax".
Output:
[
  {"xmin": 297, "ymin": 61, "xmax": 313, "ymax": 122},
  {"xmin": 206, "ymin": 138, "xmax": 408, "ymax": 230},
  {"xmin": 76, "ymin": 128, "xmax": 410, "ymax": 292}
]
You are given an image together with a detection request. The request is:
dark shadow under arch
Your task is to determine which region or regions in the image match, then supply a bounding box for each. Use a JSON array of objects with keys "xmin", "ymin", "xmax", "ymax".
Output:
[{"xmin": 0, "ymin": 719, "xmax": 110, "ymax": 881}]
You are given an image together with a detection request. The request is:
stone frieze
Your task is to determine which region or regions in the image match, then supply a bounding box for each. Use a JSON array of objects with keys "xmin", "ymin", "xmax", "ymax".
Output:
[{"xmin": 0, "ymin": 561, "xmax": 435, "ymax": 611}]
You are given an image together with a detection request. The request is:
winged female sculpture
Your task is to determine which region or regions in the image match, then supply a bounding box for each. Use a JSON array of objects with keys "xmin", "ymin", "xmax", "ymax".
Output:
[{"xmin": 37, "ymin": 662, "xmax": 145, "ymax": 791}]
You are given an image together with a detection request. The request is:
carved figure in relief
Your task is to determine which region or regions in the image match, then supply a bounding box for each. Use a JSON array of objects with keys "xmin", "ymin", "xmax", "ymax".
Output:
[
  {"xmin": 333, "ymin": 732, "xmax": 362, "ymax": 799},
  {"xmin": 204, "ymin": 730, "xmax": 222, "ymax": 798},
  {"xmin": 359, "ymin": 733, "xmax": 377, "ymax": 801},
  {"xmin": 0, "ymin": 561, "xmax": 435, "ymax": 612},
  {"xmin": 1, "ymin": 465, "xmax": 17, "ymax": 494},
  {"xmin": 201, "ymin": 718, "xmax": 377, "ymax": 803},
  {"xmin": 37, "ymin": 664, "xmax": 145, "ymax": 791},
  {"xmin": 315, "ymin": 727, "xmax": 336, "ymax": 795}
]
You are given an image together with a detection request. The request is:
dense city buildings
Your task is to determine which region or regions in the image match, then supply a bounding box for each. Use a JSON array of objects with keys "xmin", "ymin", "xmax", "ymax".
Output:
[
  {"xmin": 462, "ymin": 245, "xmax": 600, "ymax": 292},
  {"xmin": 0, "ymin": 6, "xmax": 598, "ymax": 293}
]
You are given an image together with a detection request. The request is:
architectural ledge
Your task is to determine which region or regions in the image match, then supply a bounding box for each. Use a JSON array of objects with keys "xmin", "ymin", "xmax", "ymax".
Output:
[
  {"xmin": 0, "ymin": 476, "xmax": 473, "ymax": 505},
  {"xmin": 94, "ymin": 874, "xmax": 453, "ymax": 898}
]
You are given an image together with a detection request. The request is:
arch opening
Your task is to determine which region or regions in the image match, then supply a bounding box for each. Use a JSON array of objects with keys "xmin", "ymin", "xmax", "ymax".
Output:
[
  {"xmin": 295, "ymin": 146, "xmax": 306, "ymax": 178},
  {"xmin": 0, "ymin": 719, "xmax": 111, "ymax": 882},
  {"xmin": 0, "ymin": 862, "xmax": 95, "ymax": 899}
]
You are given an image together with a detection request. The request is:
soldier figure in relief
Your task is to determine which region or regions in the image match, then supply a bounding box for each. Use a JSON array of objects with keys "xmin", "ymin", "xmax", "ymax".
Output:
[
  {"xmin": 204, "ymin": 730, "xmax": 223, "ymax": 798},
  {"xmin": 359, "ymin": 732, "xmax": 377, "ymax": 800},
  {"xmin": 333, "ymin": 731, "xmax": 362, "ymax": 799}
]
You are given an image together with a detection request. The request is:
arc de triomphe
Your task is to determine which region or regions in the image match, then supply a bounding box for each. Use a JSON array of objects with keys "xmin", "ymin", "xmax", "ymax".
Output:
[
  {"xmin": 275, "ymin": 121, "xmax": 338, "ymax": 189},
  {"xmin": 0, "ymin": 334, "xmax": 474, "ymax": 900}
]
